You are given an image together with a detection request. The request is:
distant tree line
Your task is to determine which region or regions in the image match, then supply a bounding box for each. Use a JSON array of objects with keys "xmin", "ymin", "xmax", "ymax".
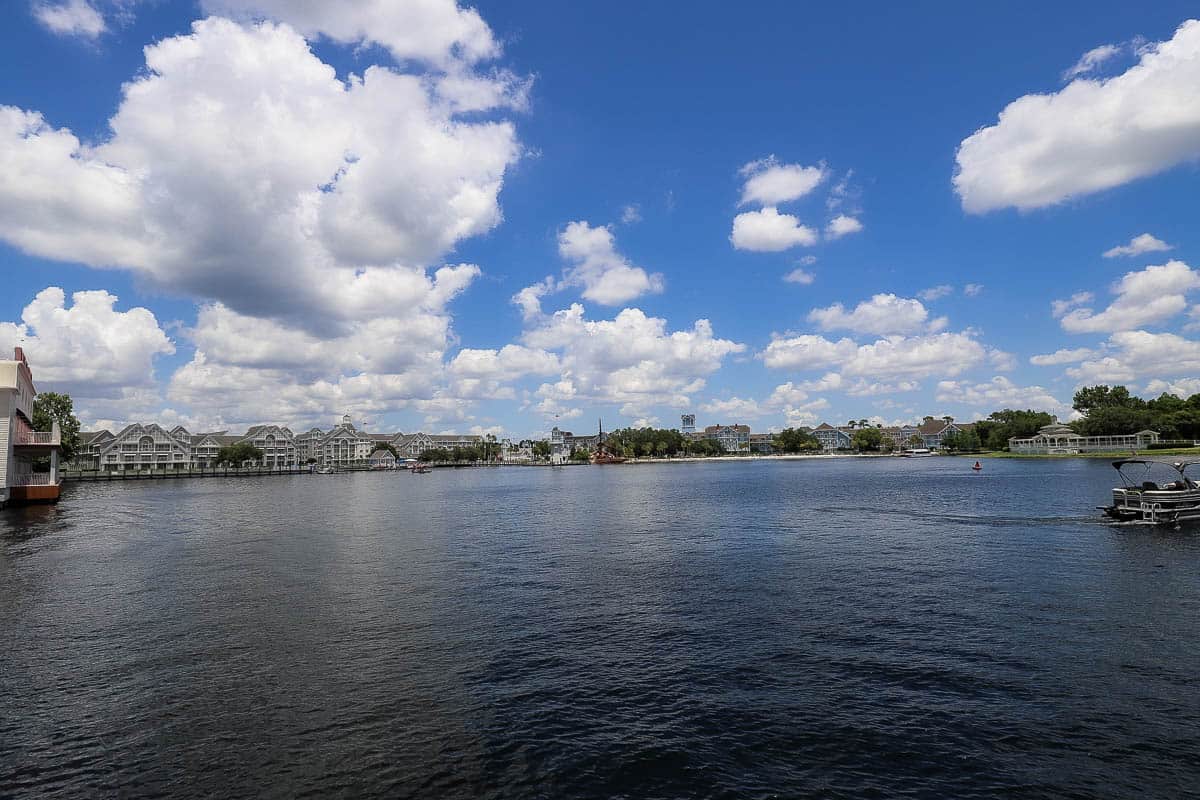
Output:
[
  {"xmin": 1070, "ymin": 385, "xmax": 1200, "ymax": 439},
  {"xmin": 414, "ymin": 435, "xmax": 502, "ymax": 463},
  {"xmin": 605, "ymin": 427, "xmax": 724, "ymax": 457}
]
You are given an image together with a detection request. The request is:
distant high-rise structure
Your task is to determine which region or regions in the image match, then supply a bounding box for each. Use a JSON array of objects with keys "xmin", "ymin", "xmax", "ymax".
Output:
[{"xmin": 681, "ymin": 414, "xmax": 696, "ymax": 435}]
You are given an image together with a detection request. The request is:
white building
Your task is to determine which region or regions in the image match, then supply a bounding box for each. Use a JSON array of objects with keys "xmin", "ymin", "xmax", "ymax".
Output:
[
  {"xmin": 1008, "ymin": 422, "xmax": 1160, "ymax": 454},
  {"xmin": 1, "ymin": 347, "xmax": 62, "ymax": 507}
]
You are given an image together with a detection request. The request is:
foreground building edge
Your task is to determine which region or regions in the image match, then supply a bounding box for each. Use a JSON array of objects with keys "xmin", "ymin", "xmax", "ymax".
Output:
[{"xmin": 1, "ymin": 347, "xmax": 62, "ymax": 508}]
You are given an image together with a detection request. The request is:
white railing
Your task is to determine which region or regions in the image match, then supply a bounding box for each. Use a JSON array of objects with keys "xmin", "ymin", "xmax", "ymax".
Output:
[
  {"xmin": 12, "ymin": 417, "xmax": 60, "ymax": 445},
  {"xmin": 15, "ymin": 429, "xmax": 60, "ymax": 445},
  {"xmin": 12, "ymin": 473, "xmax": 56, "ymax": 486}
]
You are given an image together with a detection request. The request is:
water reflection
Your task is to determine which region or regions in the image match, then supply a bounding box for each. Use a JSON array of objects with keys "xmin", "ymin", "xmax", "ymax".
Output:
[{"xmin": 1, "ymin": 461, "xmax": 1197, "ymax": 799}]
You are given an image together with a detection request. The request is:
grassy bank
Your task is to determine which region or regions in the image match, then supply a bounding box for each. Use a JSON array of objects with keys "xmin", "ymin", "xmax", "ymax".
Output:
[{"xmin": 966, "ymin": 447, "xmax": 1200, "ymax": 459}]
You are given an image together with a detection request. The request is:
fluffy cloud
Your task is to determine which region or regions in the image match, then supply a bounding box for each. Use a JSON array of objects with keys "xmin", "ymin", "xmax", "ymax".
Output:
[
  {"xmin": 762, "ymin": 331, "xmax": 988, "ymax": 379},
  {"xmin": 760, "ymin": 334, "xmax": 857, "ymax": 370},
  {"xmin": 730, "ymin": 207, "xmax": 818, "ymax": 251},
  {"xmin": 0, "ymin": 287, "xmax": 174, "ymax": 396},
  {"xmin": 1145, "ymin": 377, "xmax": 1200, "ymax": 397},
  {"xmin": 1029, "ymin": 347, "xmax": 1096, "ymax": 366},
  {"xmin": 807, "ymin": 293, "xmax": 930, "ymax": 336},
  {"xmin": 955, "ymin": 20, "xmax": 1200, "ymax": 212},
  {"xmin": 783, "ymin": 268, "xmax": 815, "ymax": 285},
  {"xmin": 167, "ymin": 264, "xmax": 484, "ymax": 423},
  {"xmin": 449, "ymin": 345, "xmax": 560, "ymax": 379},
  {"xmin": 200, "ymin": 0, "xmax": 499, "ymax": 66},
  {"xmin": 1068, "ymin": 330, "xmax": 1200, "ymax": 384},
  {"xmin": 1051, "ymin": 291, "xmax": 1094, "ymax": 318},
  {"xmin": 0, "ymin": 17, "xmax": 521, "ymax": 328},
  {"xmin": 963, "ymin": 283, "xmax": 984, "ymax": 297},
  {"xmin": 1103, "ymin": 233, "xmax": 1173, "ymax": 258},
  {"xmin": 556, "ymin": 221, "xmax": 664, "ymax": 305},
  {"xmin": 1058, "ymin": 261, "xmax": 1200, "ymax": 333},
  {"xmin": 919, "ymin": 285, "xmax": 953, "ymax": 301},
  {"xmin": 825, "ymin": 214, "xmax": 863, "ymax": 240},
  {"xmin": 512, "ymin": 222, "xmax": 664, "ymax": 313},
  {"xmin": 699, "ymin": 397, "xmax": 764, "ymax": 418},
  {"xmin": 935, "ymin": 376, "xmax": 1069, "ymax": 414},
  {"xmin": 701, "ymin": 382, "xmax": 830, "ymax": 427},
  {"xmin": 32, "ymin": 0, "xmax": 105, "ymax": 38},
  {"xmin": 522, "ymin": 304, "xmax": 744, "ymax": 417},
  {"xmin": 738, "ymin": 157, "xmax": 826, "ymax": 205}
]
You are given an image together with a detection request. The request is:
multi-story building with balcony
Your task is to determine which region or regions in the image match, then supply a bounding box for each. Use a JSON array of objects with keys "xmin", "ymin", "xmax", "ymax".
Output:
[{"xmin": 1, "ymin": 348, "xmax": 63, "ymax": 507}]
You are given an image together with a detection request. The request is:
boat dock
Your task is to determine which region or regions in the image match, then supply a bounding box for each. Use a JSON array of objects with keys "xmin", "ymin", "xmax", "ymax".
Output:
[{"xmin": 63, "ymin": 466, "xmax": 313, "ymax": 482}]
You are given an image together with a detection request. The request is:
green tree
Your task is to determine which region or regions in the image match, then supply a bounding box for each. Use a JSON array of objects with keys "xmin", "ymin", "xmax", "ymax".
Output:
[
  {"xmin": 570, "ymin": 448, "xmax": 591, "ymax": 462},
  {"xmin": 216, "ymin": 442, "xmax": 264, "ymax": 466},
  {"xmin": 973, "ymin": 409, "xmax": 1054, "ymax": 450},
  {"xmin": 1072, "ymin": 385, "xmax": 1142, "ymax": 416},
  {"xmin": 32, "ymin": 391, "xmax": 81, "ymax": 462},
  {"xmin": 419, "ymin": 447, "xmax": 452, "ymax": 462},
  {"xmin": 532, "ymin": 440, "xmax": 551, "ymax": 460},
  {"xmin": 773, "ymin": 427, "xmax": 820, "ymax": 453},
  {"xmin": 851, "ymin": 427, "xmax": 882, "ymax": 451}
]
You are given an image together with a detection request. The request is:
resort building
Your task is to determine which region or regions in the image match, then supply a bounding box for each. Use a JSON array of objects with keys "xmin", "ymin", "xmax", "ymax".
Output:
[
  {"xmin": 811, "ymin": 423, "xmax": 853, "ymax": 451},
  {"xmin": 313, "ymin": 417, "xmax": 375, "ymax": 467},
  {"xmin": 368, "ymin": 450, "xmax": 398, "ymax": 469},
  {"xmin": 1, "ymin": 348, "xmax": 62, "ymax": 507},
  {"xmin": 1008, "ymin": 422, "xmax": 1160, "ymax": 455},
  {"xmin": 749, "ymin": 433, "xmax": 775, "ymax": 453},
  {"xmin": 549, "ymin": 427, "xmax": 569, "ymax": 465},
  {"xmin": 92, "ymin": 422, "xmax": 193, "ymax": 471},
  {"xmin": 236, "ymin": 425, "xmax": 297, "ymax": 468},
  {"xmin": 917, "ymin": 418, "xmax": 973, "ymax": 449},
  {"xmin": 695, "ymin": 424, "xmax": 751, "ymax": 453}
]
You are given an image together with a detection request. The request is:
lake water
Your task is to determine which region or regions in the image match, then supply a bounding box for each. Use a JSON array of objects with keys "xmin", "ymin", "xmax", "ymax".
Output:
[{"xmin": 2, "ymin": 458, "xmax": 1198, "ymax": 798}]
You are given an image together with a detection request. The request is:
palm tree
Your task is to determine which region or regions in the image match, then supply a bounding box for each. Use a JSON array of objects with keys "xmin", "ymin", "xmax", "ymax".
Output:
[
  {"xmin": 846, "ymin": 420, "xmax": 857, "ymax": 430},
  {"xmin": 858, "ymin": 418, "xmax": 869, "ymax": 429}
]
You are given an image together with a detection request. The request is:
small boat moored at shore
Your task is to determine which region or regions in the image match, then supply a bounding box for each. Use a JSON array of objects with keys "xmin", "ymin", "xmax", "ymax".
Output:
[
  {"xmin": 1101, "ymin": 458, "xmax": 1200, "ymax": 526},
  {"xmin": 902, "ymin": 448, "xmax": 933, "ymax": 458}
]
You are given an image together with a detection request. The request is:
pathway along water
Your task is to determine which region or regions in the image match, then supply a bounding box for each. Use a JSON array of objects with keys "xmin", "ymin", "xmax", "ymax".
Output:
[{"xmin": 2, "ymin": 457, "xmax": 1198, "ymax": 798}]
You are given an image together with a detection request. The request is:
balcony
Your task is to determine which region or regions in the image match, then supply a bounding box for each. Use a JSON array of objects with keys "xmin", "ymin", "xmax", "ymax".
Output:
[
  {"xmin": 12, "ymin": 473, "xmax": 57, "ymax": 486},
  {"xmin": 12, "ymin": 418, "xmax": 61, "ymax": 447}
]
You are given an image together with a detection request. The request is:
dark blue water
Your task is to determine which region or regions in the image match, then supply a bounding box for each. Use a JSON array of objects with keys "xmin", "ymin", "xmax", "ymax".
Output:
[{"xmin": 2, "ymin": 458, "xmax": 1198, "ymax": 798}]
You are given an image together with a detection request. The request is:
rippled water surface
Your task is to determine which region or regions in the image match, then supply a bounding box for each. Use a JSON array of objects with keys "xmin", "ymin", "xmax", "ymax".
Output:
[{"xmin": 3, "ymin": 458, "xmax": 1199, "ymax": 798}]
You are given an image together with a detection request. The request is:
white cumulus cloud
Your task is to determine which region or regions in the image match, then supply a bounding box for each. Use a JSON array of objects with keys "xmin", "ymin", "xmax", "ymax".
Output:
[
  {"xmin": 32, "ymin": 0, "xmax": 106, "ymax": 39},
  {"xmin": 0, "ymin": 287, "xmax": 174, "ymax": 396},
  {"xmin": 730, "ymin": 207, "xmax": 817, "ymax": 251},
  {"xmin": 1059, "ymin": 260, "xmax": 1200, "ymax": 333},
  {"xmin": 200, "ymin": 0, "xmax": 500, "ymax": 66},
  {"xmin": 955, "ymin": 20, "xmax": 1200, "ymax": 212},
  {"xmin": 1102, "ymin": 233, "xmax": 1173, "ymax": 258},
  {"xmin": 0, "ymin": 17, "xmax": 521, "ymax": 329},
  {"xmin": 936, "ymin": 376, "xmax": 1069, "ymax": 414},
  {"xmin": 739, "ymin": 157, "xmax": 826, "ymax": 205},
  {"xmin": 825, "ymin": 214, "xmax": 863, "ymax": 240},
  {"xmin": 556, "ymin": 221, "xmax": 664, "ymax": 305},
  {"xmin": 522, "ymin": 304, "xmax": 744, "ymax": 417},
  {"xmin": 807, "ymin": 293, "xmax": 931, "ymax": 336}
]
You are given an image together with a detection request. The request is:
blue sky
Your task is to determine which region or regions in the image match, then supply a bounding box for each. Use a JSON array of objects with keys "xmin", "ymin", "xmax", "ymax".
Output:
[{"xmin": 2, "ymin": 1, "xmax": 1199, "ymax": 437}]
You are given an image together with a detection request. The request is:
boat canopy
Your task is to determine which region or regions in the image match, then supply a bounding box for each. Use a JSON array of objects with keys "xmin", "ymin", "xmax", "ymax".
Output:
[{"xmin": 1111, "ymin": 458, "xmax": 1200, "ymax": 471}]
